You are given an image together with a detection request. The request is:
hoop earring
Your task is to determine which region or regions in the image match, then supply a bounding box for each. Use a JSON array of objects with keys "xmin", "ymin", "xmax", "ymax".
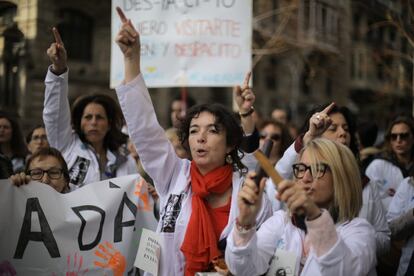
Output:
[{"xmin": 225, "ymin": 154, "xmax": 233, "ymax": 164}]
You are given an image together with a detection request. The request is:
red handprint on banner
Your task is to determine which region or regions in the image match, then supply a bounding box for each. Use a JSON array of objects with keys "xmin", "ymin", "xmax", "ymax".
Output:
[
  {"xmin": 50, "ymin": 253, "xmax": 88, "ymax": 276},
  {"xmin": 94, "ymin": 241, "xmax": 126, "ymax": 276},
  {"xmin": 0, "ymin": 260, "xmax": 16, "ymax": 276},
  {"xmin": 65, "ymin": 253, "xmax": 88, "ymax": 276}
]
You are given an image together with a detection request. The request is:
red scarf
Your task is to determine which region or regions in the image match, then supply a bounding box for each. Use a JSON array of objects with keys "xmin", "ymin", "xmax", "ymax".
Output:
[{"xmin": 180, "ymin": 161, "xmax": 233, "ymax": 275}]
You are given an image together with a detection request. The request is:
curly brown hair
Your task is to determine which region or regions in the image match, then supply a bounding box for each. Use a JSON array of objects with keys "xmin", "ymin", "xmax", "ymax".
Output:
[{"xmin": 178, "ymin": 103, "xmax": 247, "ymax": 174}]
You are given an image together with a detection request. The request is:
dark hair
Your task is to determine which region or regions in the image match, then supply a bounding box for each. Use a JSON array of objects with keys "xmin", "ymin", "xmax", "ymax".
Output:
[
  {"xmin": 271, "ymin": 107, "xmax": 291, "ymax": 122},
  {"xmin": 172, "ymin": 94, "xmax": 196, "ymax": 108},
  {"xmin": 26, "ymin": 124, "xmax": 46, "ymax": 144},
  {"xmin": 0, "ymin": 111, "xmax": 28, "ymax": 158},
  {"xmin": 357, "ymin": 121, "xmax": 378, "ymax": 148},
  {"xmin": 25, "ymin": 147, "xmax": 70, "ymax": 189},
  {"xmin": 0, "ymin": 153, "xmax": 13, "ymax": 179},
  {"xmin": 300, "ymin": 104, "xmax": 359, "ymax": 159},
  {"xmin": 178, "ymin": 103, "xmax": 246, "ymax": 173},
  {"xmin": 259, "ymin": 119, "xmax": 293, "ymax": 157},
  {"xmin": 71, "ymin": 94, "xmax": 128, "ymax": 152},
  {"xmin": 384, "ymin": 115, "xmax": 414, "ymax": 158},
  {"xmin": 169, "ymin": 94, "xmax": 196, "ymax": 127}
]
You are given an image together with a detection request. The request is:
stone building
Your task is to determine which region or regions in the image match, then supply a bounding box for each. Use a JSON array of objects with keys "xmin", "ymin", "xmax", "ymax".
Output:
[
  {"xmin": 253, "ymin": 0, "xmax": 411, "ymax": 126},
  {"xmin": 252, "ymin": 0, "xmax": 352, "ymax": 124},
  {"xmin": 0, "ymin": 0, "xmax": 411, "ymax": 132},
  {"xmin": 350, "ymin": 0, "xmax": 411, "ymax": 126},
  {"xmin": 0, "ymin": 0, "xmax": 114, "ymax": 131}
]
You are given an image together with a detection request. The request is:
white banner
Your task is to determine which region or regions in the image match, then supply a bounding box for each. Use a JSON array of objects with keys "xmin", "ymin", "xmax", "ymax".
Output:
[
  {"xmin": 110, "ymin": 0, "xmax": 252, "ymax": 88},
  {"xmin": 0, "ymin": 175, "xmax": 158, "ymax": 275}
]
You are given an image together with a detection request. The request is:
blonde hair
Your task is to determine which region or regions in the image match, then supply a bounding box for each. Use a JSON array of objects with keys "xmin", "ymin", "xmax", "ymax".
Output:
[{"xmin": 298, "ymin": 138, "xmax": 362, "ymax": 222}]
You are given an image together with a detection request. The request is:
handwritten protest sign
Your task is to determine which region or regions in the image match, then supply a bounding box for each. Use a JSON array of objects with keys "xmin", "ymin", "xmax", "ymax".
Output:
[
  {"xmin": 110, "ymin": 0, "xmax": 253, "ymax": 87},
  {"xmin": 0, "ymin": 175, "xmax": 157, "ymax": 275}
]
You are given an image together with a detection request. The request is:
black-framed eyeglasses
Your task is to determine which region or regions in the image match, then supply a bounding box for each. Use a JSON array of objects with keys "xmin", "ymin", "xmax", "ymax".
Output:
[
  {"xmin": 292, "ymin": 163, "xmax": 330, "ymax": 179},
  {"xmin": 390, "ymin": 132, "xmax": 411, "ymax": 141},
  {"xmin": 260, "ymin": 132, "xmax": 281, "ymax": 141},
  {"xmin": 28, "ymin": 168, "xmax": 63, "ymax": 180}
]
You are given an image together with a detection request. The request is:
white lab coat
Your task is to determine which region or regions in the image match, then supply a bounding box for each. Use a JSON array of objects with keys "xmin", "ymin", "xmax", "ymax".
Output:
[
  {"xmin": 387, "ymin": 177, "xmax": 414, "ymax": 276},
  {"xmin": 43, "ymin": 68, "xmax": 137, "ymax": 189},
  {"xmin": 226, "ymin": 210, "xmax": 377, "ymax": 276},
  {"xmin": 116, "ymin": 74, "xmax": 272, "ymax": 276}
]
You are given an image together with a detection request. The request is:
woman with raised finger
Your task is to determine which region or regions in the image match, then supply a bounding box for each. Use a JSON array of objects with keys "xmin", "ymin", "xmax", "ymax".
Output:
[
  {"xmin": 43, "ymin": 28, "xmax": 137, "ymax": 189},
  {"xmin": 226, "ymin": 138, "xmax": 377, "ymax": 276},
  {"xmin": 113, "ymin": 7, "xmax": 271, "ymax": 275},
  {"xmin": 275, "ymin": 103, "xmax": 390, "ymax": 258}
]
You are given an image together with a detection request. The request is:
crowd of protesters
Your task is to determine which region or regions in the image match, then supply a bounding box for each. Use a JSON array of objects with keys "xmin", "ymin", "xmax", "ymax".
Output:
[{"xmin": 2, "ymin": 6, "xmax": 414, "ymax": 276}]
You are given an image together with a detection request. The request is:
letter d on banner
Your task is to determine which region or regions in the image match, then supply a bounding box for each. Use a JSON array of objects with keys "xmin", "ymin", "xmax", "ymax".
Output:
[{"xmin": 72, "ymin": 205, "xmax": 106, "ymax": 251}]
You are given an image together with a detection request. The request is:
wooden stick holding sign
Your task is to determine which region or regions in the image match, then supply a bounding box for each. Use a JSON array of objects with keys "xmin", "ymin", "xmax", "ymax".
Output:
[
  {"xmin": 253, "ymin": 139, "xmax": 274, "ymax": 186},
  {"xmin": 253, "ymin": 150, "xmax": 305, "ymax": 217},
  {"xmin": 253, "ymin": 150, "xmax": 284, "ymax": 186}
]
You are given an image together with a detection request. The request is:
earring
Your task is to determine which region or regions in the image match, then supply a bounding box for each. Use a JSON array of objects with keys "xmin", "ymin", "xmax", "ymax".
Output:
[{"xmin": 225, "ymin": 154, "xmax": 233, "ymax": 164}]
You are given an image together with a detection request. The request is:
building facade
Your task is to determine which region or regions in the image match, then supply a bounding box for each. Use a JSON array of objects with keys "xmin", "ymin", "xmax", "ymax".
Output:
[{"xmin": 0, "ymin": 0, "xmax": 411, "ymax": 132}]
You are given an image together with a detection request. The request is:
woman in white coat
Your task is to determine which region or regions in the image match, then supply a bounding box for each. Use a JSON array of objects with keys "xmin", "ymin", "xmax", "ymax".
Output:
[
  {"xmin": 114, "ymin": 7, "xmax": 271, "ymax": 276},
  {"xmin": 275, "ymin": 103, "xmax": 390, "ymax": 257},
  {"xmin": 226, "ymin": 138, "xmax": 377, "ymax": 276},
  {"xmin": 386, "ymin": 176, "xmax": 414, "ymax": 276},
  {"xmin": 43, "ymin": 28, "xmax": 137, "ymax": 189}
]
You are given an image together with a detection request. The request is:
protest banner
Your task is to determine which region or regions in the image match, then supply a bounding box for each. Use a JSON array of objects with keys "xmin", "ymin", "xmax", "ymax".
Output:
[
  {"xmin": 110, "ymin": 0, "xmax": 253, "ymax": 88},
  {"xmin": 0, "ymin": 175, "xmax": 158, "ymax": 275}
]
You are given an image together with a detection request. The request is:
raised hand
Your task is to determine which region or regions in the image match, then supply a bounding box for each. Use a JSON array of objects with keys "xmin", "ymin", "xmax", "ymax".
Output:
[
  {"xmin": 277, "ymin": 179, "xmax": 321, "ymax": 220},
  {"xmin": 115, "ymin": 6, "xmax": 141, "ymax": 82},
  {"xmin": 115, "ymin": 7, "xmax": 139, "ymax": 58},
  {"xmin": 233, "ymin": 72, "xmax": 255, "ymax": 114},
  {"xmin": 46, "ymin": 27, "xmax": 67, "ymax": 75},
  {"xmin": 303, "ymin": 102, "xmax": 335, "ymax": 144},
  {"xmin": 10, "ymin": 172, "xmax": 31, "ymax": 187},
  {"xmin": 237, "ymin": 171, "xmax": 265, "ymax": 227}
]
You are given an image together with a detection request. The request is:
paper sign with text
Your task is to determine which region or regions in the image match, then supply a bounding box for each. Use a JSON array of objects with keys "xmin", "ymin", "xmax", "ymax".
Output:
[
  {"xmin": 0, "ymin": 175, "xmax": 157, "ymax": 275},
  {"xmin": 135, "ymin": 228, "xmax": 161, "ymax": 275},
  {"xmin": 110, "ymin": 0, "xmax": 253, "ymax": 87}
]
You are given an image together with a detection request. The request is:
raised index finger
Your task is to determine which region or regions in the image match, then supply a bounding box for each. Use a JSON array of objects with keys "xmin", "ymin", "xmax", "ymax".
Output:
[
  {"xmin": 52, "ymin": 27, "xmax": 63, "ymax": 45},
  {"xmin": 242, "ymin": 71, "xmax": 252, "ymax": 88},
  {"xmin": 116, "ymin": 6, "xmax": 128, "ymax": 23},
  {"xmin": 321, "ymin": 102, "xmax": 335, "ymax": 114}
]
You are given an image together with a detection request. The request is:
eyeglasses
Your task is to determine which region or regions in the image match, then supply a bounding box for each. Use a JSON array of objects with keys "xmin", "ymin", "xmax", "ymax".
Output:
[
  {"xmin": 292, "ymin": 163, "xmax": 330, "ymax": 179},
  {"xmin": 260, "ymin": 132, "xmax": 281, "ymax": 141},
  {"xmin": 31, "ymin": 135, "xmax": 48, "ymax": 142},
  {"xmin": 28, "ymin": 168, "xmax": 63, "ymax": 180},
  {"xmin": 390, "ymin": 132, "xmax": 411, "ymax": 141}
]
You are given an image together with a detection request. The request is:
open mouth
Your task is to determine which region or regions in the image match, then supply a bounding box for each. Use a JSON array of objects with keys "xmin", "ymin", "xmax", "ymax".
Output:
[{"xmin": 195, "ymin": 149, "xmax": 207, "ymax": 156}]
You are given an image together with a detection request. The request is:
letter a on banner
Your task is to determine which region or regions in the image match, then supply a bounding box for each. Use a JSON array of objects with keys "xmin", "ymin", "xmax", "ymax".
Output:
[{"xmin": 14, "ymin": 198, "xmax": 60, "ymax": 258}]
